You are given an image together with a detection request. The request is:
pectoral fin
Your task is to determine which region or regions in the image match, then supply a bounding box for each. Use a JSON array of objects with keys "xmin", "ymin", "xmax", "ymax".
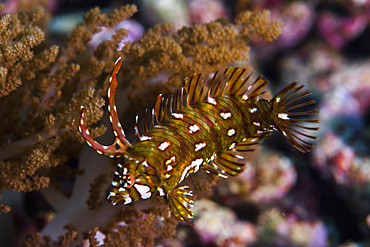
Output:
[
  {"xmin": 167, "ymin": 185, "xmax": 195, "ymax": 226},
  {"xmin": 204, "ymin": 131, "xmax": 273, "ymax": 177}
]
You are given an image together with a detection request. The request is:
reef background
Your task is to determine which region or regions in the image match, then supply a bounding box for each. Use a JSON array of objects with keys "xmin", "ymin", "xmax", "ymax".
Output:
[{"xmin": 0, "ymin": 0, "xmax": 369, "ymax": 246}]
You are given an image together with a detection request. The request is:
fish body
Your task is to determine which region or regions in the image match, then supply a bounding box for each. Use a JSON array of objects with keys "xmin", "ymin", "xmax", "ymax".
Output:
[{"xmin": 79, "ymin": 57, "xmax": 319, "ymax": 225}]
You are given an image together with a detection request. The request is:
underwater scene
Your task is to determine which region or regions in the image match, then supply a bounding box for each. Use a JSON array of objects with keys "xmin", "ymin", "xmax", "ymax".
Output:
[{"xmin": 0, "ymin": 0, "xmax": 369, "ymax": 246}]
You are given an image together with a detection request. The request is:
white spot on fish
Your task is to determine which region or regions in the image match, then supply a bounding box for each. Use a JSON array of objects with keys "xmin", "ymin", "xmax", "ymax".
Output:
[
  {"xmin": 140, "ymin": 135, "xmax": 151, "ymax": 141},
  {"xmin": 242, "ymin": 94, "xmax": 249, "ymax": 100},
  {"xmin": 195, "ymin": 142, "xmax": 206, "ymax": 152},
  {"xmin": 141, "ymin": 160, "xmax": 148, "ymax": 167},
  {"xmin": 157, "ymin": 187, "xmax": 165, "ymax": 196},
  {"xmin": 123, "ymin": 168, "xmax": 128, "ymax": 174},
  {"xmin": 109, "ymin": 192, "xmax": 116, "ymax": 197},
  {"xmin": 158, "ymin": 141, "xmax": 170, "ymax": 151},
  {"xmin": 278, "ymin": 113, "xmax": 289, "ymax": 120},
  {"xmin": 253, "ymin": 122, "xmax": 261, "ymax": 126},
  {"xmin": 166, "ymin": 165, "xmax": 173, "ymax": 171},
  {"xmin": 191, "ymin": 158, "xmax": 203, "ymax": 167},
  {"xmin": 180, "ymin": 185, "xmax": 189, "ymax": 190},
  {"xmin": 118, "ymin": 187, "xmax": 125, "ymax": 192},
  {"xmin": 229, "ymin": 143, "xmax": 236, "ymax": 149},
  {"xmin": 180, "ymin": 158, "xmax": 204, "ymax": 183},
  {"xmin": 207, "ymin": 97, "xmax": 217, "ymax": 105},
  {"xmin": 189, "ymin": 124, "xmax": 200, "ymax": 133},
  {"xmin": 134, "ymin": 184, "xmax": 151, "ymax": 198},
  {"xmin": 183, "ymin": 191, "xmax": 193, "ymax": 197},
  {"xmin": 172, "ymin": 113, "xmax": 183, "ymax": 119},
  {"xmin": 218, "ymin": 173, "xmax": 228, "ymax": 178},
  {"xmin": 227, "ymin": 129, "xmax": 235, "ymax": 136},
  {"xmin": 141, "ymin": 191, "xmax": 151, "ymax": 199},
  {"xmin": 165, "ymin": 156, "xmax": 176, "ymax": 165},
  {"xmin": 124, "ymin": 195, "xmax": 132, "ymax": 205},
  {"xmin": 111, "ymin": 181, "xmax": 118, "ymax": 186},
  {"xmin": 220, "ymin": 112, "xmax": 231, "ymax": 120},
  {"xmin": 249, "ymin": 108, "xmax": 257, "ymax": 113}
]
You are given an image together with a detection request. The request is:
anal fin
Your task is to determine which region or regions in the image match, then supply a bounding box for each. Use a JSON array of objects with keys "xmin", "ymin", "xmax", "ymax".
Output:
[{"xmin": 167, "ymin": 185, "xmax": 195, "ymax": 226}]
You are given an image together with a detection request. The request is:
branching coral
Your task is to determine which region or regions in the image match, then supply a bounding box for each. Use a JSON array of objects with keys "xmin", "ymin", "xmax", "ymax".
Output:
[
  {"xmin": 0, "ymin": 2, "xmax": 283, "ymax": 246},
  {"xmin": 0, "ymin": 3, "xmax": 137, "ymax": 200},
  {"xmin": 0, "ymin": 6, "xmax": 45, "ymax": 97}
]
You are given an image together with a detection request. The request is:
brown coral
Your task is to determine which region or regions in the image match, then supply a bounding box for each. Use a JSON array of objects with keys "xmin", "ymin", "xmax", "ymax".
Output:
[{"xmin": 0, "ymin": 4, "xmax": 138, "ymax": 198}]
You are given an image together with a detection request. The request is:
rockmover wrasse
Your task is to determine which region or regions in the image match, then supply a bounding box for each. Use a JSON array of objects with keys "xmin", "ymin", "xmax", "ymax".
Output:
[{"xmin": 79, "ymin": 57, "xmax": 319, "ymax": 225}]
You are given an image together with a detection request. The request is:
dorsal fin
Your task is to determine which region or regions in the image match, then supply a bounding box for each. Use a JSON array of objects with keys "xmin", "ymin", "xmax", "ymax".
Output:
[
  {"xmin": 140, "ymin": 67, "xmax": 268, "ymax": 136},
  {"xmin": 79, "ymin": 57, "xmax": 132, "ymax": 157},
  {"xmin": 151, "ymin": 87, "xmax": 189, "ymax": 126},
  {"xmin": 207, "ymin": 67, "xmax": 268, "ymax": 98},
  {"xmin": 183, "ymin": 73, "xmax": 205, "ymax": 105}
]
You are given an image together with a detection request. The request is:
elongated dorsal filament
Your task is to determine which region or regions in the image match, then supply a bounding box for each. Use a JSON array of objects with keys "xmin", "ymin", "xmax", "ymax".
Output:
[{"xmin": 78, "ymin": 57, "xmax": 131, "ymax": 157}]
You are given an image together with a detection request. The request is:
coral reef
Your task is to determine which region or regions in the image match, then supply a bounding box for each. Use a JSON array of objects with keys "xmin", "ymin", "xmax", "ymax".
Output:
[
  {"xmin": 1, "ymin": 0, "xmax": 369, "ymax": 246},
  {"xmin": 0, "ymin": 1, "xmax": 284, "ymax": 246}
]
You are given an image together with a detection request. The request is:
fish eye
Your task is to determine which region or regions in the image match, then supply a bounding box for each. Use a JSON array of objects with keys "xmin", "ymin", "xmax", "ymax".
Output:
[{"xmin": 122, "ymin": 174, "xmax": 134, "ymax": 188}]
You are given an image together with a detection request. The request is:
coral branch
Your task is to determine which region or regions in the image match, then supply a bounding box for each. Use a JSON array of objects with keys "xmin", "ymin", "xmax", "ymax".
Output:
[{"xmin": 0, "ymin": 128, "xmax": 69, "ymax": 161}]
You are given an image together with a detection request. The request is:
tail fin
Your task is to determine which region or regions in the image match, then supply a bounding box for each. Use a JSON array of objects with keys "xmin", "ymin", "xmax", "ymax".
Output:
[{"xmin": 272, "ymin": 82, "xmax": 319, "ymax": 153}]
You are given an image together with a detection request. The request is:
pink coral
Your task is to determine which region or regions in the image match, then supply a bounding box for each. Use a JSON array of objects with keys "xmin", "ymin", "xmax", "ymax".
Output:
[
  {"xmin": 317, "ymin": 12, "xmax": 367, "ymax": 49},
  {"xmin": 216, "ymin": 150, "xmax": 297, "ymax": 204},
  {"xmin": 89, "ymin": 19, "xmax": 144, "ymax": 50},
  {"xmin": 258, "ymin": 208, "xmax": 329, "ymax": 246},
  {"xmin": 314, "ymin": 131, "xmax": 370, "ymax": 186},
  {"xmin": 187, "ymin": 0, "xmax": 227, "ymax": 24},
  {"xmin": 193, "ymin": 199, "xmax": 257, "ymax": 246}
]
